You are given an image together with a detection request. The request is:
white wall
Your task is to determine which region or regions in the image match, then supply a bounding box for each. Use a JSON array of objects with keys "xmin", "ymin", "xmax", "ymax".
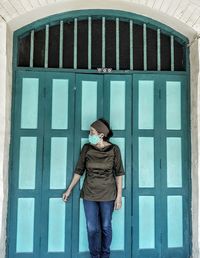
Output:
[
  {"xmin": 0, "ymin": 18, "xmax": 8, "ymax": 258},
  {"xmin": 191, "ymin": 38, "xmax": 200, "ymax": 258},
  {"xmin": 0, "ymin": 18, "xmax": 12, "ymax": 258},
  {"xmin": 7, "ymin": 0, "xmax": 196, "ymax": 41},
  {"xmin": 0, "ymin": 0, "xmax": 200, "ymax": 31}
]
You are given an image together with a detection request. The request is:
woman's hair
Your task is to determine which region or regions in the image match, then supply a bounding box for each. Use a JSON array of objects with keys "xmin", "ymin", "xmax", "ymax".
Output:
[{"xmin": 97, "ymin": 118, "xmax": 113, "ymax": 141}]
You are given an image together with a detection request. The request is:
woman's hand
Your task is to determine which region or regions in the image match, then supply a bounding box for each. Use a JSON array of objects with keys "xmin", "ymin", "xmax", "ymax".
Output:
[
  {"xmin": 62, "ymin": 189, "xmax": 72, "ymax": 202},
  {"xmin": 62, "ymin": 174, "xmax": 81, "ymax": 202},
  {"xmin": 115, "ymin": 176, "xmax": 123, "ymax": 210},
  {"xmin": 114, "ymin": 195, "xmax": 122, "ymax": 210}
]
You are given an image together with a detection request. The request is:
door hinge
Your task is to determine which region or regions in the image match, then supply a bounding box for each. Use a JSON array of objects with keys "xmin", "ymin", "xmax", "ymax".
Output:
[
  {"xmin": 73, "ymin": 86, "xmax": 77, "ymax": 91},
  {"xmin": 160, "ymin": 158, "xmax": 162, "ymax": 169}
]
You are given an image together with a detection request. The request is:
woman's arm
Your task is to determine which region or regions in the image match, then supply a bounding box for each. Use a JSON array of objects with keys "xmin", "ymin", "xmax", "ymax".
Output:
[
  {"xmin": 63, "ymin": 144, "xmax": 88, "ymax": 202},
  {"xmin": 62, "ymin": 173, "xmax": 81, "ymax": 202},
  {"xmin": 113, "ymin": 145, "xmax": 125, "ymax": 210},
  {"xmin": 114, "ymin": 175, "xmax": 123, "ymax": 210}
]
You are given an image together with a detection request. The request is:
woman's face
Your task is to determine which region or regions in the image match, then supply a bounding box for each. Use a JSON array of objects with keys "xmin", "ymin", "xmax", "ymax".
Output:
[{"xmin": 89, "ymin": 126, "xmax": 99, "ymax": 136}]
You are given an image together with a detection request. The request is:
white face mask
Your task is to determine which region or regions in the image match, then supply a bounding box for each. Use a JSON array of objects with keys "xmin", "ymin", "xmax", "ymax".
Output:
[{"xmin": 88, "ymin": 134, "xmax": 101, "ymax": 145}]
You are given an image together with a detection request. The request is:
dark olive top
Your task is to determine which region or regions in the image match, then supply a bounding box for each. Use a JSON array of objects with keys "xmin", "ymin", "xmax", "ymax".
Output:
[{"xmin": 74, "ymin": 143, "xmax": 125, "ymax": 201}]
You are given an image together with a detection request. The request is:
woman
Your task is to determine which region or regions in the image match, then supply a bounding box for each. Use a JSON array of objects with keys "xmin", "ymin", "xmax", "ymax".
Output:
[{"xmin": 62, "ymin": 118, "xmax": 125, "ymax": 258}]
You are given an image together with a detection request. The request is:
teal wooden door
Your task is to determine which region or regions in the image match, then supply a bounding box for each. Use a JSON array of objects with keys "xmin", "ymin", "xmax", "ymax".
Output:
[
  {"xmin": 132, "ymin": 74, "xmax": 190, "ymax": 258},
  {"xmin": 71, "ymin": 74, "xmax": 132, "ymax": 258},
  {"xmin": 8, "ymin": 72, "xmax": 190, "ymax": 258},
  {"xmin": 9, "ymin": 71, "xmax": 75, "ymax": 258}
]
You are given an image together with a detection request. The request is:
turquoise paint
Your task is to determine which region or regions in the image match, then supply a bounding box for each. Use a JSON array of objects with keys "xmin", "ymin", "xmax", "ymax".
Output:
[
  {"xmin": 7, "ymin": 71, "xmax": 45, "ymax": 258},
  {"xmin": 139, "ymin": 137, "xmax": 154, "ymax": 188},
  {"xmin": 81, "ymin": 138, "xmax": 89, "ymax": 147},
  {"xmin": 72, "ymin": 74, "xmax": 132, "ymax": 258},
  {"xmin": 138, "ymin": 80, "xmax": 154, "ymax": 129},
  {"xmin": 72, "ymin": 74, "xmax": 103, "ymax": 258},
  {"xmin": 110, "ymin": 80, "xmax": 126, "ymax": 129},
  {"xmin": 40, "ymin": 72, "xmax": 75, "ymax": 258},
  {"xmin": 167, "ymin": 137, "xmax": 182, "ymax": 187},
  {"xmin": 50, "ymin": 137, "xmax": 68, "ymax": 189},
  {"xmin": 79, "ymin": 199, "xmax": 89, "ymax": 252},
  {"xmin": 16, "ymin": 198, "xmax": 35, "ymax": 252},
  {"xmin": 18, "ymin": 137, "xmax": 37, "ymax": 189},
  {"xmin": 8, "ymin": 71, "xmax": 75, "ymax": 258},
  {"xmin": 48, "ymin": 198, "xmax": 66, "ymax": 252},
  {"xmin": 21, "ymin": 77, "xmax": 39, "ymax": 128},
  {"xmin": 104, "ymin": 74, "xmax": 132, "ymax": 257},
  {"xmin": 111, "ymin": 197, "xmax": 125, "ymax": 250},
  {"xmin": 132, "ymin": 73, "xmax": 190, "ymax": 258},
  {"xmin": 8, "ymin": 72, "xmax": 191, "ymax": 258},
  {"xmin": 166, "ymin": 81, "xmax": 181, "ymax": 129},
  {"xmin": 139, "ymin": 196, "xmax": 155, "ymax": 249},
  {"xmin": 167, "ymin": 196, "xmax": 183, "ymax": 248},
  {"xmin": 15, "ymin": 67, "xmax": 188, "ymax": 74},
  {"xmin": 81, "ymin": 80, "xmax": 98, "ymax": 130},
  {"xmin": 51, "ymin": 78, "xmax": 69, "ymax": 129},
  {"xmin": 159, "ymin": 75, "xmax": 190, "ymax": 257}
]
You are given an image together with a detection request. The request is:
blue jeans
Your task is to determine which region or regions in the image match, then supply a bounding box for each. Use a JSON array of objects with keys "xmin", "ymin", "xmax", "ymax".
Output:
[{"xmin": 83, "ymin": 199, "xmax": 115, "ymax": 258}]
